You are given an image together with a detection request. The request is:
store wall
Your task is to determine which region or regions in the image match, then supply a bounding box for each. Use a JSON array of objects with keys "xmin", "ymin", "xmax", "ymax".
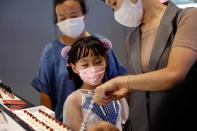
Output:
[{"xmin": 0, "ymin": 0, "xmax": 128, "ymax": 105}]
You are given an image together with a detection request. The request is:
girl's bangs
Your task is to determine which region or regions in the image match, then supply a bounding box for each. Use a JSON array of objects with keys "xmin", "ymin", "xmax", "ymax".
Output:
[{"xmin": 76, "ymin": 46, "xmax": 101, "ymax": 60}]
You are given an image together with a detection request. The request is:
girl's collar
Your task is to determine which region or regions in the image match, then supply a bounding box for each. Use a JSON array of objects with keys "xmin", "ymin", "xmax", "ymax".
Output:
[{"xmin": 78, "ymin": 89, "xmax": 95, "ymax": 95}]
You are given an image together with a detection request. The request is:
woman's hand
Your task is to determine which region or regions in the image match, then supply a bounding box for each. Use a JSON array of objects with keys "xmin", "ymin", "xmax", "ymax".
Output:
[{"xmin": 94, "ymin": 76, "xmax": 130, "ymax": 105}]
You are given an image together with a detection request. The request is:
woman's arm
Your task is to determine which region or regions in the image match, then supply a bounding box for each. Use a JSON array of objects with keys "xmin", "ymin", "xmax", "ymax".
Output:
[
  {"xmin": 94, "ymin": 46, "xmax": 196, "ymax": 104},
  {"xmin": 126, "ymin": 46, "xmax": 197, "ymax": 91}
]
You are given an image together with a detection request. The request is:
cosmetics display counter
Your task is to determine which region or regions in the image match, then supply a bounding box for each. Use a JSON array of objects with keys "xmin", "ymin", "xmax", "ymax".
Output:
[{"xmin": 0, "ymin": 82, "xmax": 71, "ymax": 131}]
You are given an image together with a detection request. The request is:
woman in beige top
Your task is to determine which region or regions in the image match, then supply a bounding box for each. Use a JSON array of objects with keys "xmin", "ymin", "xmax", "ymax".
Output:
[{"xmin": 94, "ymin": 0, "xmax": 197, "ymax": 131}]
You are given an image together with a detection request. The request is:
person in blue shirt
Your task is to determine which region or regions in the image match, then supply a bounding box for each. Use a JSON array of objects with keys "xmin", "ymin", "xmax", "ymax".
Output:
[{"xmin": 31, "ymin": 0, "xmax": 127, "ymax": 121}]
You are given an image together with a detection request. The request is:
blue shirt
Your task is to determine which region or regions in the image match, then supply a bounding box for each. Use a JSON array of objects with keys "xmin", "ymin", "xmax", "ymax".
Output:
[{"xmin": 31, "ymin": 34, "xmax": 127, "ymax": 121}]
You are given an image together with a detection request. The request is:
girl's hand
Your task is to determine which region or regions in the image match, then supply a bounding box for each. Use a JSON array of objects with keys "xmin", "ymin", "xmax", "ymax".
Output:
[{"xmin": 87, "ymin": 121, "xmax": 119, "ymax": 131}]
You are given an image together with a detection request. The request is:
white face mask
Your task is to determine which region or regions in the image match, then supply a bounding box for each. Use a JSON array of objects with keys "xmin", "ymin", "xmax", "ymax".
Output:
[
  {"xmin": 57, "ymin": 16, "xmax": 85, "ymax": 38},
  {"xmin": 114, "ymin": 0, "xmax": 143, "ymax": 27}
]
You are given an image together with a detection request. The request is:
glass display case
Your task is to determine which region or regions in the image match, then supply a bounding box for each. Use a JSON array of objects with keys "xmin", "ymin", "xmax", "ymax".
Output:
[
  {"xmin": 0, "ymin": 82, "xmax": 71, "ymax": 131},
  {"xmin": 173, "ymin": 0, "xmax": 197, "ymax": 8}
]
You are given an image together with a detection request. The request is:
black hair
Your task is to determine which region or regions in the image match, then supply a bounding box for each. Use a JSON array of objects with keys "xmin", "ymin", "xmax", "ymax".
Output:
[
  {"xmin": 53, "ymin": 0, "xmax": 87, "ymax": 24},
  {"xmin": 67, "ymin": 36, "xmax": 108, "ymax": 89}
]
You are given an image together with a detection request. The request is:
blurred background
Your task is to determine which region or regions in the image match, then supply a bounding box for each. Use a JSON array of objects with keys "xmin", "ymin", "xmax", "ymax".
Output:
[{"xmin": 0, "ymin": 0, "xmax": 197, "ymax": 105}]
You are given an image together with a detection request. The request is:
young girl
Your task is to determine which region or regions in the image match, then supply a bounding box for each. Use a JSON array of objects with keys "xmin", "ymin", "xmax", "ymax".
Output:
[{"xmin": 61, "ymin": 36, "xmax": 129, "ymax": 131}]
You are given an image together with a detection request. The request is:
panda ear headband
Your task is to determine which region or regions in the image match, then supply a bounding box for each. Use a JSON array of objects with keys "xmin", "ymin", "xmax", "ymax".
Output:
[{"xmin": 61, "ymin": 38, "xmax": 112, "ymax": 59}]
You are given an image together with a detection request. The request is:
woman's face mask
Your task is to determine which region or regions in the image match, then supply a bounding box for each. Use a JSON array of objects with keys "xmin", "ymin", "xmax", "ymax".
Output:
[
  {"xmin": 78, "ymin": 65, "xmax": 105, "ymax": 86},
  {"xmin": 114, "ymin": 0, "xmax": 143, "ymax": 27},
  {"xmin": 57, "ymin": 16, "xmax": 85, "ymax": 38}
]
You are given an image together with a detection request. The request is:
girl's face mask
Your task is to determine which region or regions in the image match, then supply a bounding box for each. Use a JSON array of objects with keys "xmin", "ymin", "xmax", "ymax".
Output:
[{"xmin": 77, "ymin": 65, "xmax": 105, "ymax": 86}]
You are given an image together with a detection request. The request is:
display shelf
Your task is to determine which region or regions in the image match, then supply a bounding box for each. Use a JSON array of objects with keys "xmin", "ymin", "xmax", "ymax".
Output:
[
  {"xmin": 14, "ymin": 106, "xmax": 71, "ymax": 131},
  {"xmin": 0, "ymin": 82, "xmax": 71, "ymax": 131}
]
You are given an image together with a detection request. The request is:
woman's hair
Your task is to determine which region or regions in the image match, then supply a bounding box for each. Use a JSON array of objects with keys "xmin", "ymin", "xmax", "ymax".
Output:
[
  {"xmin": 53, "ymin": 0, "xmax": 87, "ymax": 24},
  {"xmin": 66, "ymin": 36, "xmax": 109, "ymax": 88}
]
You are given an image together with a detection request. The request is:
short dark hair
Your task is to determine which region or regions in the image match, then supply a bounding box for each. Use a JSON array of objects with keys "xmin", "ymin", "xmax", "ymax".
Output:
[
  {"xmin": 53, "ymin": 0, "xmax": 87, "ymax": 24},
  {"xmin": 67, "ymin": 36, "xmax": 108, "ymax": 88}
]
